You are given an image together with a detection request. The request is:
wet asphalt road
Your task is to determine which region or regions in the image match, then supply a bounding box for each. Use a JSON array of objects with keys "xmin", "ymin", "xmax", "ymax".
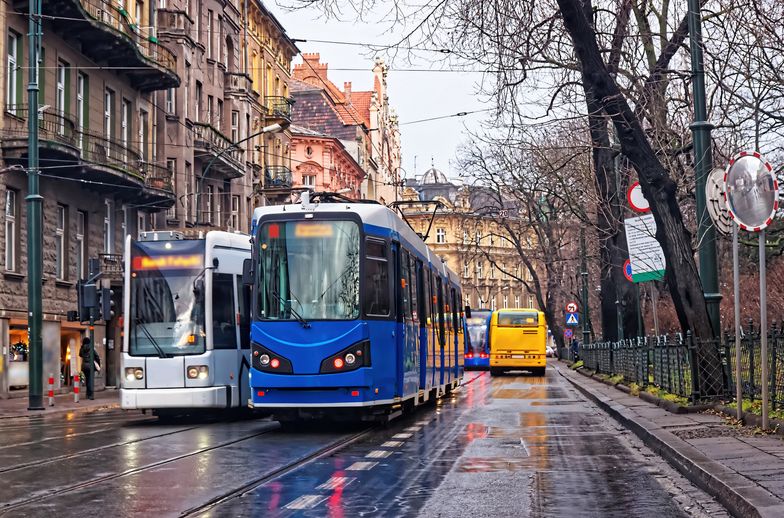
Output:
[{"xmin": 0, "ymin": 366, "xmax": 727, "ymax": 517}]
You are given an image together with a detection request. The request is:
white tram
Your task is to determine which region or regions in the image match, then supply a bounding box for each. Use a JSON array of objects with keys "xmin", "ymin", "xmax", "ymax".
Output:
[{"xmin": 120, "ymin": 230, "xmax": 252, "ymax": 413}]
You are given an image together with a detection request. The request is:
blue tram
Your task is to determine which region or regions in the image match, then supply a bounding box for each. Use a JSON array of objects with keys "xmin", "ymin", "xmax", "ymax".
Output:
[
  {"xmin": 245, "ymin": 195, "xmax": 465, "ymax": 421},
  {"xmin": 464, "ymin": 309, "xmax": 492, "ymax": 370}
]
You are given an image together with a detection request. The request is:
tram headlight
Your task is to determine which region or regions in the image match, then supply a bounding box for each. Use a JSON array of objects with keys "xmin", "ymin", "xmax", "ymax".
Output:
[
  {"xmin": 187, "ymin": 365, "xmax": 209, "ymax": 379},
  {"xmin": 251, "ymin": 342, "xmax": 293, "ymax": 373},
  {"xmin": 259, "ymin": 354, "xmax": 270, "ymax": 366},
  {"xmin": 344, "ymin": 353, "xmax": 356, "ymax": 365},
  {"xmin": 320, "ymin": 340, "xmax": 371, "ymax": 373},
  {"xmin": 125, "ymin": 367, "xmax": 144, "ymax": 381}
]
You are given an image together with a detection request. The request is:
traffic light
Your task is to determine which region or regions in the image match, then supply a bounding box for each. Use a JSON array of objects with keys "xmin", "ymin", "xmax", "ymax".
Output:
[
  {"xmin": 76, "ymin": 280, "xmax": 98, "ymax": 322},
  {"xmin": 100, "ymin": 287, "xmax": 116, "ymax": 321}
]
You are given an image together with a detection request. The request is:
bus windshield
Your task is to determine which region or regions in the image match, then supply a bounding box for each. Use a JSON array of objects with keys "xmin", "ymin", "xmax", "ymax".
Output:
[
  {"xmin": 128, "ymin": 240, "xmax": 206, "ymax": 356},
  {"xmin": 497, "ymin": 311, "xmax": 539, "ymax": 327},
  {"xmin": 258, "ymin": 220, "xmax": 360, "ymax": 321}
]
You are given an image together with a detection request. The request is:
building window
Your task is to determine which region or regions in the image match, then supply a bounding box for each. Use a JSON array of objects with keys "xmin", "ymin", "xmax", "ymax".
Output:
[
  {"xmin": 165, "ymin": 87, "xmax": 175, "ymax": 114},
  {"xmin": 138, "ymin": 109, "xmax": 149, "ymax": 161},
  {"xmin": 55, "ymin": 204, "xmax": 66, "ymax": 279},
  {"xmin": 195, "ymin": 81, "xmax": 202, "ymax": 121},
  {"xmin": 76, "ymin": 73, "xmax": 86, "ymax": 149},
  {"xmin": 231, "ymin": 110, "xmax": 239, "ymax": 142},
  {"xmin": 55, "ymin": 61, "xmax": 67, "ymax": 135},
  {"xmin": 475, "ymin": 230, "xmax": 482, "ymax": 244},
  {"xmin": 183, "ymin": 68, "xmax": 189, "ymax": 120},
  {"xmin": 490, "ymin": 264, "xmax": 495, "ymax": 279},
  {"xmin": 76, "ymin": 210, "xmax": 86, "ymax": 279},
  {"xmin": 206, "ymin": 94, "xmax": 213, "ymax": 125},
  {"xmin": 166, "ymin": 159, "xmax": 177, "ymax": 219},
  {"xmin": 205, "ymin": 185, "xmax": 213, "ymax": 224},
  {"xmin": 103, "ymin": 199, "xmax": 114, "ymax": 254},
  {"xmin": 104, "ymin": 88, "xmax": 114, "ymax": 153},
  {"xmin": 206, "ymin": 10, "xmax": 213, "ymax": 59},
  {"xmin": 217, "ymin": 99, "xmax": 223, "ymax": 130},
  {"xmin": 490, "ymin": 296, "xmax": 497, "ymax": 311},
  {"xmin": 515, "ymin": 295, "xmax": 520, "ymax": 308},
  {"xmin": 463, "ymin": 262, "xmax": 469, "ymax": 278},
  {"xmin": 462, "ymin": 230, "xmax": 468, "ymax": 243},
  {"xmin": 216, "ymin": 188, "xmax": 223, "ymax": 226},
  {"xmin": 503, "ymin": 295, "xmax": 508, "ymax": 309},
  {"xmin": 436, "ymin": 228, "xmax": 446, "ymax": 244},
  {"xmin": 138, "ymin": 212, "xmax": 146, "ymax": 237},
  {"xmin": 502, "ymin": 264, "xmax": 508, "ymax": 280},
  {"xmin": 7, "ymin": 31, "xmax": 19, "ymax": 111},
  {"xmin": 185, "ymin": 161, "xmax": 193, "ymax": 221},
  {"xmin": 527, "ymin": 295, "xmax": 535, "ymax": 308},
  {"xmin": 4, "ymin": 189, "xmax": 16, "ymax": 271},
  {"xmin": 121, "ymin": 99, "xmax": 131, "ymax": 162},
  {"xmin": 476, "ymin": 261, "xmax": 483, "ymax": 278},
  {"xmin": 230, "ymin": 195, "xmax": 240, "ymax": 229},
  {"xmin": 303, "ymin": 174, "xmax": 316, "ymax": 188},
  {"xmin": 121, "ymin": 206, "xmax": 128, "ymax": 254}
]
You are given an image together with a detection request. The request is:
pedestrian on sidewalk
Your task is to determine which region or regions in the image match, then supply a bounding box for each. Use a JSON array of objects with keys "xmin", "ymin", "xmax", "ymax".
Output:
[{"xmin": 79, "ymin": 337, "xmax": 100, "ymax": 400}]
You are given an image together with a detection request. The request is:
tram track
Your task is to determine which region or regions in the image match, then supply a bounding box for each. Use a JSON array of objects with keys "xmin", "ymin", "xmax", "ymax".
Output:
[
  {"xmin": 0, "ymin": 421, "xmax": 281, "ymax": 515},
  {"xmin": 180, "ymin": 425, "xmax": 376, "ymax": 517}
]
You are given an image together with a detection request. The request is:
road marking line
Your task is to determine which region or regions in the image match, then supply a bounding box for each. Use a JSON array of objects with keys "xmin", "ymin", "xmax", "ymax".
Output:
[
  {"xmin": 284, "ymin": 494, "xmax": 328, "ymax": 510},
  {"xmin": 392, "ymin": 433, "xmax": 413, "ymax": 439},
  {"xmin": 346, "ymin": 461, "xmax": 378, "ymax": 471},
  {"xmin": 404, "ymin": 426, "xmax": 421, "ymax": 432},
  {"xmin": 366, "ymin": 449, "xmax": 393, "ymax": 458},
  {"xmin": 316, "ymin": 476, "xmax": 355, "ymax": 491},
  {"xmin": 381, "ymin": 440, "xmax": 404, "ymax": 447},
  {"xmin": 416, "ymin": 420, "xmax": 430, "ymax": 425}
]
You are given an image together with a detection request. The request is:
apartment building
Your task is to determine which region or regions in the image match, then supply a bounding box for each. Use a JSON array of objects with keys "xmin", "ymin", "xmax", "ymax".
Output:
[
  {"xmin": 0, "ymin": 0, "xmax": 179, "ymax": 395},
  {"xmin": 154, "ymin": 0, "xmax": 297, "ymax": 226}
]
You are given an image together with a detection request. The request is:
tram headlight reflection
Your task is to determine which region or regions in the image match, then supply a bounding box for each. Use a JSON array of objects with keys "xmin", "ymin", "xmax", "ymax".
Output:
[
  {"xmin": 187, "ymin": 365, "xmax": 209, "ymax": 379},
  {"xmin": 125, "ymin": 367, "xmax": 144, "ymax": 381}
]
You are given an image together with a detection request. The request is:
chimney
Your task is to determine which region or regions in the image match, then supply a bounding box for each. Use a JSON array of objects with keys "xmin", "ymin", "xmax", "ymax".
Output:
[{"xmin": 344, "ymin": 82, "xmax": 352, "ymax": 103}]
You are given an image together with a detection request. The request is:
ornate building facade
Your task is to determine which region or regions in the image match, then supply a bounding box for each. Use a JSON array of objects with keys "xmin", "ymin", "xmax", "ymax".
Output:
[{"xmin": 290, "ymin": 125, "xmax": 365, "ymax": 198}]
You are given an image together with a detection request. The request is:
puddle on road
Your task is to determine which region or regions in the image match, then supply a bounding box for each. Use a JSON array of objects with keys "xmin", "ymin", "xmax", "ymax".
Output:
[
  {"xmin": 457, "ymin": 456, "xmax": 533, "ymax": 473},
  {"xmin": 493, "ymin": 387, "xmax": 569, "ymax": 399}
]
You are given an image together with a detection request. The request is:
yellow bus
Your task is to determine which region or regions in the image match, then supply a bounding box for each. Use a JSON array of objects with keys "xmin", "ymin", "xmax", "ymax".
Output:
[{"xmin": 488, "ymin": 308, "xmax": 547, "ymax": 376}]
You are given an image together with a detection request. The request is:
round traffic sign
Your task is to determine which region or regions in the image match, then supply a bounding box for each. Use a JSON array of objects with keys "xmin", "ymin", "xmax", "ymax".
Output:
[
  {"xmin": 564, "ymin": 329, "xmax": 573, "ymax": 339},
  {"xmin": 565, "ymin": 302, "xmax": 578, "ymax": 313},
  {"xmin": 724, "ymin": 151, "xmax": 779, "ymax": 232},
  {"xmin": 627, "ymin": 182, "xmax": 650, "ymax": 213},
  {"xmin": 706, "ymin": 167, "xmax": 733, "ymax": 236},
  {"xmin": 623, "ymin": 259, "xmax": 633, "ymax": 282}
]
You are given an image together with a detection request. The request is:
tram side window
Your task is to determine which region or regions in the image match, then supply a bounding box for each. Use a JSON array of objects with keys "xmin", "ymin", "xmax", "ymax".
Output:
[
  {"xmin": 436, "ymin": 277, "xmax": 446, "ymax": 345},
  {"xmin": 364, "ymin": 239, "xmax": 390, "ymax": 317},
  {"xmin": 409, "ymin": 255, "xmax": 419, "ymax": 323},
  {"xmin": 451, "ymin": 288, "xmax": 459, "ymax": 334},
  {"xmin": 212, "ymin": 273, "xmax": 238, "ymax": 349},
  {"xmin": 400, "ymin": 250, "xmax": 412, "ymax": 320},
  {"xmin": 236, "ymin": 275, "xmax": 251, "ymax": 349}
]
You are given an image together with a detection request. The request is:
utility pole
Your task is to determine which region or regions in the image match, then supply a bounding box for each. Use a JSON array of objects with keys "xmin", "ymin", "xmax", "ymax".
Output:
[
  {"xmin": 26, "ymin": 0, "xmax": 44, "ymax": 410},
  {"xmin": 580, "ymin": 227, "xmax": 590, "ymax": 345},
  {"xmin": 687, "ymin": 0, "xmax": 721, "ymax": 336}
]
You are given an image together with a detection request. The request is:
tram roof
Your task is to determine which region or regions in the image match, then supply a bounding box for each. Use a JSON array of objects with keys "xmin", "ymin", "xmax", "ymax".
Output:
[{"xmin": 252, "ymin": 202, "xmax": 459, "ymax": 283}]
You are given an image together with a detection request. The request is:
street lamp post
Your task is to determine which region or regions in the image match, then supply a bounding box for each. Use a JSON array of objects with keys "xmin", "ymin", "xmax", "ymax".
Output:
[
  {"xmin": 27, "ymin": 0, "xmax": 44, "ymax": 410},
  {"xmin": 195, "ymin": 122, "xmax": 289, "ymax": 225},
  {"xmin": 687, "ymin": 0, "xmax": 721, "ymax": 336}
]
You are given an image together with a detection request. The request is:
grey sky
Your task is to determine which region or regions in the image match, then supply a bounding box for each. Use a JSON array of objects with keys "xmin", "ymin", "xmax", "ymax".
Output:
[{"xmin": 269, "ymin": 2, "xmax": 491, "ymax": 182}]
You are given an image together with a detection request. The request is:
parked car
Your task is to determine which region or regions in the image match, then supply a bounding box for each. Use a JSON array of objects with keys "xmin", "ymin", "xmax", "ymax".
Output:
[{"xmin": 546, "ymin": 345, "xmax": 555, "ymax": 358}]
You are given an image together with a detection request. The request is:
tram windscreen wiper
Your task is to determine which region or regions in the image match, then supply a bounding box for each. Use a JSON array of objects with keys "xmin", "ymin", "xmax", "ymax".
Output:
[
  {"xmin": 268, "ymin": 286, "xmax": 310, "ymax": 328},
  {"xmin": 135, "ymin": 317, "xmax": 169, "ymax": 358}
]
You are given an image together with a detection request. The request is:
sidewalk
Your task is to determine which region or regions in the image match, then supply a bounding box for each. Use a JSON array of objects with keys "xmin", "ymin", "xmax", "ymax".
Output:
[
  {"xmin": 0, "ymin": 388, "xmax": 120, "ymax": 419},
  {"xmin": 558, "ymin": 363, "xmax": 784, "ymax": 518}
]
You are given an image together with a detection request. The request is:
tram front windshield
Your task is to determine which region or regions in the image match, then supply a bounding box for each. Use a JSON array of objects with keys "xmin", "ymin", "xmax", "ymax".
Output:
[
  {"xmin": 466, "ymin": 310, "xmax": 492, "ymax": 355},
  {"xmin": 258, "ymin": 220, "xmax": 360, "ymax": 321},
  {"xmin": 128, "ymin": 240, "xmax": 207, "ymax": 356}
]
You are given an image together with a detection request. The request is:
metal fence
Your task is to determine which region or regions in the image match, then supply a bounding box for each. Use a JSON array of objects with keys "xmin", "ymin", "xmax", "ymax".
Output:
[{"xmin": 565, "ymin": 327, "xmax": 784, "ymax": 405}]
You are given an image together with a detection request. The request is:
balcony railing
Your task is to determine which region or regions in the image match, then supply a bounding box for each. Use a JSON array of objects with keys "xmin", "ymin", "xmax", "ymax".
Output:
[
  {"xmin": 264, "ymin": 97, "xmax": 293, "ymax": 121},
  {"xmin": 264, "ymin": 165, "xmax": 293, "ymax": 189},
  {"xmin": 192, "ymin": 122, "xmax": 244, "ymax": 178},
  {"xmin": 81, "ymin": 131, "xmax": 144, "ymax": 180},
  {"xmin": 5, "ymin": 104, "xmax": 79, "ymax": 149},
  {"xmin": 98, "ymin": 253, "xmax": 124, "ymax": 279},
  {"xmin": 142, "ymin": 161, "xmax": 174, "ymax": 191}
]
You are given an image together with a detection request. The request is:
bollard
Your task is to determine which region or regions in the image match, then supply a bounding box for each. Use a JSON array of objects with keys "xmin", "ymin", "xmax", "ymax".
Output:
[
  {"xmin": 47, "ymin": 374, "xmax": 54, "ymax": 407},
  {"xmin": 74, "ymin": 374, "xmax": 80, "ymax": 403}
]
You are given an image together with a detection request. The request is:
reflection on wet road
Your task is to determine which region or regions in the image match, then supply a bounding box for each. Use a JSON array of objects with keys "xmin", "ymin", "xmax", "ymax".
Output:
[{"xmin": 0, "ymin": 368, "xmax": 725, "ymax": 517}]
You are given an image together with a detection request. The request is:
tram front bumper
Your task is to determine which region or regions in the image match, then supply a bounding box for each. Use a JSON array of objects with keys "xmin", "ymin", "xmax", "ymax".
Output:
[{"xmin": 121, "ymin": 386, "xmax": 228, "ymax": 409}]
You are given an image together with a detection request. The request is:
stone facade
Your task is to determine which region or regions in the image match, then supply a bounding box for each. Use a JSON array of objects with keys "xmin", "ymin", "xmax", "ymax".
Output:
[
  {"xmin": 400, "ymin": 169, "xmax": 538, "ymax": 311},
  {"xmin": 290, "ymin": 125, "xmax": 365, "ymax": 198}
]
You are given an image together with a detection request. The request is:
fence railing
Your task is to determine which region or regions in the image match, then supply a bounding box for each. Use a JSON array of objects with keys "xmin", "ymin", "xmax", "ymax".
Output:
[{"xmin": 574, "ymin": 333, "xmax": 731, "ymax": 402}]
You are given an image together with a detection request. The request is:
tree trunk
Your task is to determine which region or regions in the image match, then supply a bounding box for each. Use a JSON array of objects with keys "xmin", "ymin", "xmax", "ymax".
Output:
[{"xmin": 557, "ymin": 0, "xmax": 720, "ymax": 391}]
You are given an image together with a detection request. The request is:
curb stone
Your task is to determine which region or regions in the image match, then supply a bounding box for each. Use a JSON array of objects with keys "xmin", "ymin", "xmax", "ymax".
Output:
[{"xmin": 558, "ymin": 366, "xmax": 784, "ymax": 518}]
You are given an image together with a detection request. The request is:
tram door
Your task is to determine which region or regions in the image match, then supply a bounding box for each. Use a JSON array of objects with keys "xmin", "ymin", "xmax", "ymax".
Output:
[{"xmin": 398, "ymin": 249, "xmax": 419, "ymax": 397}]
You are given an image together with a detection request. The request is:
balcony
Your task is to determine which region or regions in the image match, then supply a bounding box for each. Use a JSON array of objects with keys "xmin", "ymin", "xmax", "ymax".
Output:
[
  {"xmin": 157, "ymin": 8, "xmax": 193, "ymax": 37},
  {"xmin": 15, "ymin": 0, "xmax": 179, "ymax": 91},
  {"xmin": 263, "ymin": 166, "xmax": 293, "ymax": 190},
  {"xmin": 264, "ymin": 97, "xmax": 293, "ymax": 124},
  {"xmin": 192, "ymin": 122, "xmax": 245, "ymax": 179},
  {"xmin": 224, "ymin": 72, "xmax": 254, "ymax": 97},
  {"xmin": 2, "ymin": 105, "xmax": 175, "ymax": 207},
  {"xmin": 98, "ymin": 254, "xmax": 124, "ymax": 280}
]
